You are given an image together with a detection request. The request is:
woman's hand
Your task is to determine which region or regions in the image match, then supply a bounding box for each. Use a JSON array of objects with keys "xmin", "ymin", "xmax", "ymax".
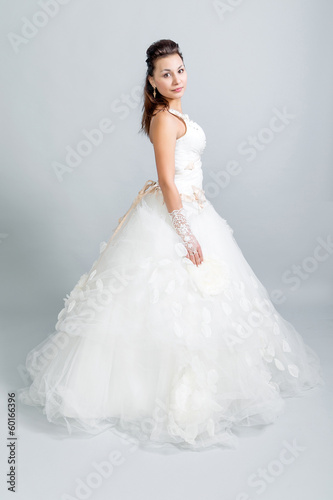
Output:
[
  {"xmin": 186, "ymin": 235, "xmax": 204, "ymax": 267},
  {"xmin": 168, "ymin": 207, "xmax": 204, "ymax": 267}
]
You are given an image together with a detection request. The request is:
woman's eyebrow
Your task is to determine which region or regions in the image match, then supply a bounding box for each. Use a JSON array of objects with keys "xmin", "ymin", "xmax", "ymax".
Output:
[{"xmin": 160, "ymin": 64, "xmax": 183, "ymax": 73}]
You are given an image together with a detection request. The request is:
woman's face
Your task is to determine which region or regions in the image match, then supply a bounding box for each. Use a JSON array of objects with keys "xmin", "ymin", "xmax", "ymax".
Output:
[{"xmin": 149, "ymin": 53, "xmax": 187, "ymax": 102}]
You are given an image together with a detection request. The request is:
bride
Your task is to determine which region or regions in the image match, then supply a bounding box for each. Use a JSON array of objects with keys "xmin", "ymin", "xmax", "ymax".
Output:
[{"xmin": 19, "ymin": 39, "xmax": 324, "ymax": 450}]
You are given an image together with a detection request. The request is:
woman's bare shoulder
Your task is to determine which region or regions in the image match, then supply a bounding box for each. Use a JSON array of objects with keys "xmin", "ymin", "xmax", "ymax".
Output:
[{"xmin": 149, "ymin": 106, "xmax": 175, "ymax": 142}]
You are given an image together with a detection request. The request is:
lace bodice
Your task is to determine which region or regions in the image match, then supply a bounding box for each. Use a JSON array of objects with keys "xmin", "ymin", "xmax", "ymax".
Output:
[{"xmin": 154, "ymin": 108, "xmax": 207, "ymax": 210}]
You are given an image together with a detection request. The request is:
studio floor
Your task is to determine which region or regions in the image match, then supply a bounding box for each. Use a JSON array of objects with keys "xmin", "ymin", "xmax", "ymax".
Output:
[{"xmin": 1, "ymin": 305, "xmax": 332, "ymax": 500}]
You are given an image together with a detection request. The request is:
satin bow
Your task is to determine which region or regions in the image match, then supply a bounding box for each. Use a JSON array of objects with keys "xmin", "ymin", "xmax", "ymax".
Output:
[{"xmin": 180, "ymin": 185, "xmax": 207, "ymax": 210}]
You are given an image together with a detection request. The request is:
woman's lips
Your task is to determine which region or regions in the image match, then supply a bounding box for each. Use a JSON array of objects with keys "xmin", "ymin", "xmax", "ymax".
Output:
[{"xmin": 172, "ymin": 87, "xmax": 183, "ymax": 92}]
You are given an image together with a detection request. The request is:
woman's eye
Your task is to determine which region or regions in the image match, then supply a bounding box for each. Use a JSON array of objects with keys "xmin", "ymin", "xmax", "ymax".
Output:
[{"xmin": 163, "ymin": 69, "xmax": 184, "ymax": 77}]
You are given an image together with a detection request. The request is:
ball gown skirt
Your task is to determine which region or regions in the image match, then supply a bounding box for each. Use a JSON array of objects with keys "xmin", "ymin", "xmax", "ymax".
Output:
[{"xmin": 18, "ymin": 108, "xmax": 325, "ymax": 450}]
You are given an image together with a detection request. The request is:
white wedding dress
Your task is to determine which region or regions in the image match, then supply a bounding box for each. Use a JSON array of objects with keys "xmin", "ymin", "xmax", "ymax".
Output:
[{"xmin": 19, "ymin": 108, "xmax": 324, "ymax": 450}]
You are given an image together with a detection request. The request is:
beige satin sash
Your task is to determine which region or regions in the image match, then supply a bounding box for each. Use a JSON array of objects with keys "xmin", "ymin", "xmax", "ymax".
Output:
[
  {"xmin": 81, "ymin": 180, "xmax": 162, "ymax": 286},
  {"xmin": 111, "ymin": 180, "xmax": 207, "ymax": 243},
  {"xmin": 111, "ymin": 179, "xmax": 162, "ymax": 241},
  {"xmin": 83, "ymin": 179, "xmax": 207, "ymax": 282},
  {"xmin": 180, "ymin": 185, "xmax": 207, "ymax": 209}
]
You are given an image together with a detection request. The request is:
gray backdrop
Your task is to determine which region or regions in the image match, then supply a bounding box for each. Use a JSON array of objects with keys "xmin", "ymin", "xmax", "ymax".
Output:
[
  {"xmin": 0, "ymin": 1, "xmax": 332, "ymax": 499},
  {"xmin": 1, "ymin": 0, "xmax": 332, "ymax": 322}
]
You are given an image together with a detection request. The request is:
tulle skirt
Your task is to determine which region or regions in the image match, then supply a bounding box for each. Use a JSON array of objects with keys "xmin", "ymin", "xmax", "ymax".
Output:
[{"xmin": 18, "ymin": 181, "xmax": 324, "ymax": 450}]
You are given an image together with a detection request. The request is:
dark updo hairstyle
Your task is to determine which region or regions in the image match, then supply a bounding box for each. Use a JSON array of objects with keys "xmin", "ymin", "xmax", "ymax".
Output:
[{"xmin": 140, "ymin": 39, "xmax": 184, "ymax": 136}]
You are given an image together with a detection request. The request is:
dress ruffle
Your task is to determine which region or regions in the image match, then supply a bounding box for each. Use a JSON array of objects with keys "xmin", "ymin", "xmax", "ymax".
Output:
[{"xmin": 18, "ymin": 185, "xmax": 324, "ymax": 450}]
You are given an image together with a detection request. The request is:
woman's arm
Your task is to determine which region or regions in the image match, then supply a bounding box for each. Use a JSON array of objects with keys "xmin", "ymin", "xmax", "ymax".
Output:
[
  {"xmin": 149, "ymin": 110, "xmax": 203, "ymax": 266},
  {"xmin": 149, "ymin": 110, "xmax": 182, "ymax": 213}
]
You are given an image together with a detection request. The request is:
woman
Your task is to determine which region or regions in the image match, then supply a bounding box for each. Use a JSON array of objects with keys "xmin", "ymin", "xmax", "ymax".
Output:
[{"xmin": 19, "ymin": 39, "xmax": 324, "ymax": 451}]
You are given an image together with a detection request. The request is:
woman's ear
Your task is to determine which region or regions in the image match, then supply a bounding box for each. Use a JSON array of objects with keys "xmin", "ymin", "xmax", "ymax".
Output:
[{"xmin": 148, "ymin": 76, "xmax": 154, "ymax": 88}]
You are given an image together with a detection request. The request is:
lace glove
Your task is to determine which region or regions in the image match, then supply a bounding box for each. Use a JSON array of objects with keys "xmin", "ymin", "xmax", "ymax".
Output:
[{"xmin": 168, "ymin": 207, "xmax": 199, "ymax": 254}]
